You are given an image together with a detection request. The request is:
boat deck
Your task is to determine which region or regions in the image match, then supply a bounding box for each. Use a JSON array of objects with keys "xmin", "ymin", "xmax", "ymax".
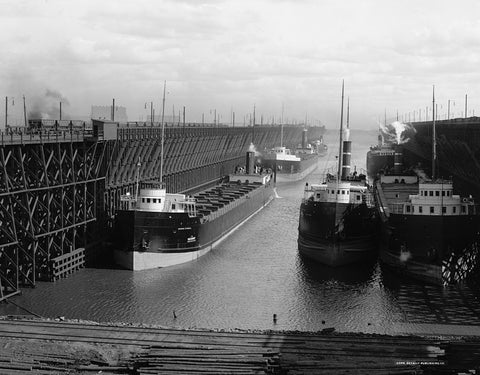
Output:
[
  {"xmin": 193, "ymin": 182, "xmax": 262, "ymax": 219},
  {"xmin": 381, "ymin": 183, "xmax": 418, "ymax": 203}
]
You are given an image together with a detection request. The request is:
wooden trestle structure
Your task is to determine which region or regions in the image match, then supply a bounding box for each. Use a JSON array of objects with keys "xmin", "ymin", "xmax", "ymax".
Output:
[{"xmin": 0, "ymin": 121, "xmax": 325, "ymax": 301}]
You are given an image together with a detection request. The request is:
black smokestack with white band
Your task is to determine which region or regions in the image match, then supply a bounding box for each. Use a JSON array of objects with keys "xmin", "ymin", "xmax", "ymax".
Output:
[
  {"xmin": 246, "ymin": 151, "xmax": 255, "ymax": 174},
  {"xmin": 394, "ymin": 145, "xmax": 403, "ymax": 174},
  {"xmin": 341, "ymin": 140, "xmax": 351, "ymax": 179},
  {"xmin": 302, "ymin": 128, "xmax": 308, "ymax": 149}
]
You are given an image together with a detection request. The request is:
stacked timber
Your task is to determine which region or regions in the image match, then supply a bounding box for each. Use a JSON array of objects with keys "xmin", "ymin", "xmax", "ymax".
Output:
[
  {"xmin": 0, "ymin": 318, "xmax": 479, "ymax": 374},
  {"xmin": 131, "ymin": 344, "xmax": 279, "ymax": 374}
]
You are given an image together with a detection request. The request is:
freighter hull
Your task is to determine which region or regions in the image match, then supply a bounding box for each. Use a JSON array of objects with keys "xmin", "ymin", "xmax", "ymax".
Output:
[
  {"xmin": 263, "ymin": 154, "xmax": 320, "ymax": 183},
  {"xmin": 379, "ymin": 213, "xmax": 480, "ymax": 284},
  {"xmin": 366, "ymin": 150, "xmax": 394, "ymax": 182},
  {"xmin": 298, "ymin": 235, "xmax": 376, "ymax": 266},
  {"xmin": 114, "ymin": 181, "xmax": 274, "ymax": 270},
  {"xmin": 298, "ymin": 201, "xmax": 377, "ymax": 266}
]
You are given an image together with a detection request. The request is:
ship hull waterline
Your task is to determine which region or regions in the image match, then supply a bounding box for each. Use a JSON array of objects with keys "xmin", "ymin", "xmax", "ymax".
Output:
[
  {"xmin": 274, "ymin": 159, "xmax": 319, "ymax": 183},
  {"xmin": 298, "ymin": 201, "xmax": 378, "ymax": 267},
  {"xmin": 114, "ymin": 183, "xmax": 275, "ymax": 271},
  {"xmin": 377, "ymin": 212, "xmax": 480, "ymax": 285},
  {"xmin": 298, "ymin": 234, "xmax": 377, "ymax": 267}
]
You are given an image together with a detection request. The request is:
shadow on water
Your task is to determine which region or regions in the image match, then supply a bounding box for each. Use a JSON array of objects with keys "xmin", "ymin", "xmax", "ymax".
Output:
[
  {"xmin": 297, "ymin": 253, "xmax": 378, "ymax": 286},
  {"xmin": 378, "ymin": 262, "xmax": 480, "ymax": 326}
]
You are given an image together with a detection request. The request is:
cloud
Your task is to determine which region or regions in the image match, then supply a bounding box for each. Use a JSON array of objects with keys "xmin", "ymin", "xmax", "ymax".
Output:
[{"xmin": 2, "ymin": 0, "xmax": 480, "ymax": 128}]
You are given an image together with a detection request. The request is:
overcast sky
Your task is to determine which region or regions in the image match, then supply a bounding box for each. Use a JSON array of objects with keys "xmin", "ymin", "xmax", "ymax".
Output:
[{"xmin": 2, "ymin": 0, "xmax": 480, "ymax": 128}]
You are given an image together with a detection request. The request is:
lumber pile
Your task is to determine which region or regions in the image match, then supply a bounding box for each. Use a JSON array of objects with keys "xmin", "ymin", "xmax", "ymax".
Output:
[
  {"xmin": 131, "ymin": 344, "xmax": 279, "ymax": 374},
  {"xmin": 0, "ymin": 319, "xmax": 479, "ymax": 374},
  {"xmin": 0, "ymin": 339, "xmax": 132, "ymax": 374}
]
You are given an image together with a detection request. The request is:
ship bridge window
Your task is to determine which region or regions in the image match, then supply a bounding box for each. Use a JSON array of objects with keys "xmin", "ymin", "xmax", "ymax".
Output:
[
  {"xmin": 429, "ymin": 191, "xmax": 433, "ymax": 197},
  {"xmin": 316, "ymin": 193, "xmax": 321, "ymax": 198},
  {"xmin": 346, "ymin": 191, "xmax": 349, "ymax": 195},
  {"xmin": 421, "ymin": 191, "xmax": 424, "ymax": 196},
  {"xmin": 442, "ymin": 206, "xmax": 446, "ymax": 214},
  {"xmin": 430, "ymin": 206, "xmax": 434, "ymax": 214},
  {"xmin": 406, "ymin": 205, "xmax": 411, "ymax": 213},
  {"xmin": 447, "ymin": 191, "xmax": 450, "ymax": 197},
  {"xmin": 356, "ymin": 195, "xmax": 360, "ymax": 201},
  {"xmin": 442, "ymin": 191, "xmax": 445, "ymax": 196},
  {"xmin": 146, "ymin": 198, "xmax": 151, "ymax": 203},
  {"xmin": 172, "ymin": 204, "xmax": 176, "ymax": 210},
  {"xmin": 436, "ymin": 191, "xmax": 440, "ymax": 197},
  {"xmin": 341, "ymin": 190, "xmax": 345, "ymax": 195},
  {"xmin": 453, "ymin": 206, "xmax": 457, "ymax": 213},
  {"xmin": 337, "ymin": 190, "xmax": 340, "ymax": 194},
  {"xmin": 462, "ymin": 205, "xmax": 466, "ymax": 213},
  {"xmin": 419, "ymin": 206, "xmax": 423, "ymax": 213},
  {"xmin": 141, "ymin": 198, "xmax": 145, "ymax": 203},
  {"xmin": 152, "ymin": 199, "xmax": 157, "ymax": 203}
]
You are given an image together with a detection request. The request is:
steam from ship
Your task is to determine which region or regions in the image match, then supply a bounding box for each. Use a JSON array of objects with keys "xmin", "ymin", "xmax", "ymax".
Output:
[
  {"xmin": 248, "ymin": 142, "xmax": 261, "ymax": 155},
  {"xmin": 413, "ymin": 167, "xmax": 428, "ymax": 181},
  {"xmin": 379, "ymin": 121, "xmax": 415, "ymax": 145}
]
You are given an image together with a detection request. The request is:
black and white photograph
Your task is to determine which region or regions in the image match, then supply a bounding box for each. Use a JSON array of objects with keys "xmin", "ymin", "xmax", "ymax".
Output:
[{"xmin": 1, "ymin": 0, "xmax": 480, "ymax": 373}]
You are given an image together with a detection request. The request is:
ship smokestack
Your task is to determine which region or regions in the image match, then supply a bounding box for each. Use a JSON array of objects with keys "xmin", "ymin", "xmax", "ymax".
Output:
[
  {"xmin": 341, "ymin": 140, "xmax": 351, "ymax": 179},
  {"xmin": 302, "ymin": 128, "xmax": 308, "ymax": 149},
  {"xmin": 394, "ymin": 145, "xmax": 403, "ymax": 174},
  {"xmin": 246, "ymin": 151, "xmax": 255, "ymax": 174}
]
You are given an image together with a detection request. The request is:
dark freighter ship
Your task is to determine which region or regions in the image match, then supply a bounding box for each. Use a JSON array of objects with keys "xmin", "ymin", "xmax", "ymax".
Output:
[
  {"xmin": 298, "ymin": 84, "xmax": 377, "ymax": 266},
  {"xmin": 114, "ymin": 151, "xmax": 274, "ymax": 270},
  {"xmin": 373, "ymin": 90, "xmax": 480, "ymax": 285},
  {"xmin": 375, "ymin": 145, "xmax": 479, "ymax": 285}
]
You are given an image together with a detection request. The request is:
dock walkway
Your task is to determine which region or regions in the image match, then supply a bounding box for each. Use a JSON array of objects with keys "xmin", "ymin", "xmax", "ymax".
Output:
[{"xmin": 0, "ymin": 318, "xmax": 479, "ymax": 374}]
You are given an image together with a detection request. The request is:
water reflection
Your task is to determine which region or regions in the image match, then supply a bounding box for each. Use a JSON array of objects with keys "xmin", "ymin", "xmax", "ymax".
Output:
[{"xmin": 298, "ymin": 253, "xmax": 377, "ymax": 285}]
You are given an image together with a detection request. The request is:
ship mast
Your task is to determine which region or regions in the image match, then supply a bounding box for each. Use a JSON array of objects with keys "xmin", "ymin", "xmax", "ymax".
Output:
[
  {"xmin": 337, "ymin": 80, "xmax": 345, "ymax": 181},
  {"xmin": 432, "ymin": 85, "xmax": 436, "ymax": 180},
  {"xmin": 160, "ymin": 80, "xmax": 167, "ymax": 186},
  {"xmin": 280, "ymin": 102, "xmax": 284, "ymax": 147},
  {"xmin": 346, "ymin": 97, "xmax": 350, "ymax": 130},
  {"xmin": 134, "ymin": 157, "xmax": 141, "ymax": 203}
]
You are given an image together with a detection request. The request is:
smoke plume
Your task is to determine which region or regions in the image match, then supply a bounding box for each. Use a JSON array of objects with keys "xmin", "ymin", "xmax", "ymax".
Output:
[
  {"xmin": 413, "ymin": 167, "xmax": 428, "ymax": 182},
  {"xmin": 379, "ymin": 121, "xmax": 416, "ymax": 145},
  {"xmin": 28, "ymin": 89, "xmax": 70, "ymax": 119},
  {"xmin": 247, "ymin": 142, "xmax": 263, "ymax": 157}
]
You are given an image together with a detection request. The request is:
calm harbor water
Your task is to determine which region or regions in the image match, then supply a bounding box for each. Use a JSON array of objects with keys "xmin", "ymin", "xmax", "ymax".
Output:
[{"xmin": 2, "ymin": 129, "xmax": 480, "ymax": 335}]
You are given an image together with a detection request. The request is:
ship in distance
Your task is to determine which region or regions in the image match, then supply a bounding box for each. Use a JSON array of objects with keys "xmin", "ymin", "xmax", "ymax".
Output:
[
  {"xmin": 261, "ymin": 128, "xmax": 327, "ymax": 183},
  {"xmin": 297, "ymin": 83, "xmax": 378, "ymax": 266},
  {"xmin": 373, "ymin": 89, "xmax": 480, "ymax": 285},
  {"xmin": 114, "ymin": 151, "xmax": 275, "ymax": 270},
  {"xmin": 366, "ymin": 132, "xmax": 395, "ymax": 182}
]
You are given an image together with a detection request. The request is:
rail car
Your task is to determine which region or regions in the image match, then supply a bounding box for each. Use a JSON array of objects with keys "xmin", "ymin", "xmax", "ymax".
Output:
[{"xmin": 27, "ymin": 119, "xmax": 90, "ymax": 133}]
